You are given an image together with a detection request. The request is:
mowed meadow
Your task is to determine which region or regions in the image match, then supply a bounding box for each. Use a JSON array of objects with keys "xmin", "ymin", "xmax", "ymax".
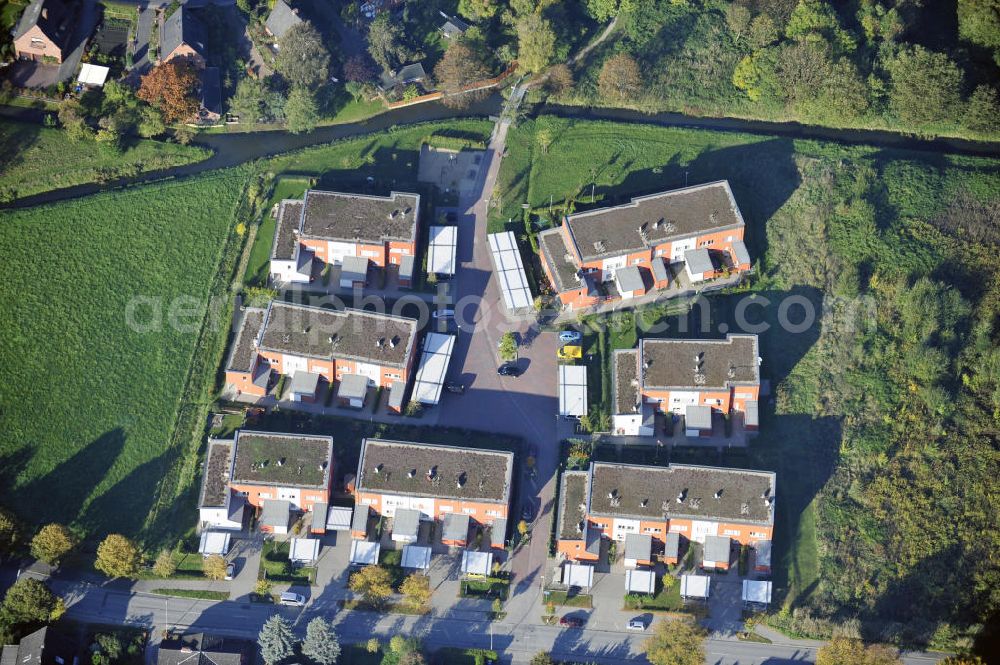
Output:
[{"xmin": 0, "ymin": 169, "xmax": 249, "ymax": 537}]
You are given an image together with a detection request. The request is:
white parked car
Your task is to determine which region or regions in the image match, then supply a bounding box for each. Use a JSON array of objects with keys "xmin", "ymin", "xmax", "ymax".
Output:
[{"xmin": 280, "ymin": 592, "xmax": 306, "ymax": 606}]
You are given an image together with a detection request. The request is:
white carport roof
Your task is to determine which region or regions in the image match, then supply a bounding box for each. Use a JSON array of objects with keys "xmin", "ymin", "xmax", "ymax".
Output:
[
  {"xmin": 625, "ymin": 569, "xmax": 655, "ymax": 594},
  {"xmin": 412, "ymin": 333, "xmax": 455, "ymax": 405},
  {"xmin": 289, "ymin": 537, "xmax": 320, "ymax": 563},
  {"xmin": 349, "ymin": 540, "xmax": 380, "ymax": 565},
  {"xmin": 326, "ymin": 506, "xmax": 353, "ymax": 531},
  {"xmin": 487, "ymin": 231, "xmax": 532, "ymax": 312},
  {"xmin": 198, "ymin": 531, "xmax": 231, "ymax": 556},
  {"xmin": 428, "ymin": 225, "xmax": 458, "ymax": 275},
  {"xmin": 742, "ymin": 579, "xmax": 772, "ymax": 604},
  {"xmin": 77, "ymin": 63, "xmax": 110, "ymax": 86},
  {"xmin": 558, "ymin": 364, "xmax": 588, "ymax": 418},
  {"xmin": 401, "ymin": 545, "xmax": 432, "ymax": 570},
  {"xmin": 460, "ymin": 550, "xmax": 493, "ymax": 577},
  {"xmin": 561, "ymin": 563, "xmax": 594, "ymax": 589},
  {"xmin": 680, "ymin": 574, "xmax": 711, "ymax": 599}
]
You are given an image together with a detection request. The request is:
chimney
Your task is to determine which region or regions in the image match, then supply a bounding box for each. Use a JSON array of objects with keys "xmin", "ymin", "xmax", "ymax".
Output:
[
  {"xmin": 714, "ymin": 489, "xmax": 723, "ymax": 500},
  {"xmin": 407, "ymin": 469, "xmax": 416, "ymax": 479},
  {"xmin": 374, "ymin": 464, "xmax": 382, "ymax": 474},
  {"xmin": 676, "ymin": 490, "xmax": 686, "ymax": 504}
]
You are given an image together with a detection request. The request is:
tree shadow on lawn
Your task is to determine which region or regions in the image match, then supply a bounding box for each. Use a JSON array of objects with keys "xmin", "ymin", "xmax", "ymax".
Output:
[
  {"xmin": 0, "ymin": 121, "xmax": 43, "ymax": 201},
  {"xmin": 77, "ymin": 447, "xmax": 175, "ymax": 538},
  {"xmin": 13, "ymin": 428, "xmax": 128, "ymax": 530}
]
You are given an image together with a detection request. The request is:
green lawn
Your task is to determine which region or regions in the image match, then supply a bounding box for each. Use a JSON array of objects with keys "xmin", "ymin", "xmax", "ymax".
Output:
[
  {"xmin": 0, "ymin": 119, "xmax": 211, "ymax": 201},
  {"xmin": 0, "ymin": 169, "xmax": 249, "ymax": 538},
  {"xmin": 259, "ymin": 540, "xmax": 316, "ymax": 585},
  {"xmin": 150, "ymin": 588, "xmax": 229, "ymax": 600},
  {"xmin": 501, "ymin": 115, "xmax": 1000, "ymax": 645},
  {"xmin": 459, "ymin": 578, "xmax": 510, "ymax": 600},
  {"xmin": 545, "ymin": 589, "xmax": 592, "ymax": 608},
  {"xmin": 243, "ymin": 176, "xmax": 311, "ymax": 286},
  {"xmin": 624, "ymin": 577, "xmax": 683, "ymax": 611}
]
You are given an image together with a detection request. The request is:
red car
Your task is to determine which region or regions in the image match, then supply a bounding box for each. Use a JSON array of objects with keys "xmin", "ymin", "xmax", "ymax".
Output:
[{"xmin": 559, "ymin": 616, "xmax": 584, "ymax": 628}]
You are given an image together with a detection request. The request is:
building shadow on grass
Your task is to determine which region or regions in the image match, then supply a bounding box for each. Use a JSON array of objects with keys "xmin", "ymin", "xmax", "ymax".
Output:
[{"xmin": 77, "ymin": 449, "xmax": 175, "ymax": 537}]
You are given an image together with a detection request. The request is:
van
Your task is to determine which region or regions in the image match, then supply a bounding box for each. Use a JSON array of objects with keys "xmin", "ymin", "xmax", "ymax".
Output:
[{"xmin": 279, "ymin": 592, "xmax": 306, "ymax": 606}]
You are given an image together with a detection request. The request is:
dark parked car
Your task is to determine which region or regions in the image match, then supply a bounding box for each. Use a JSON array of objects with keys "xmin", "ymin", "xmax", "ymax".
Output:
[
  {"xmin": 446, "ymin": 211, "xmax": 458, "ymax": 222},
  {"xmin": 497, "ymin": 363, "xmax": 521, "ymax": 377},
  {"xmin": 521, "ymin": 501, "xmax": 536, "ymax": 521},
  {"xmin": 225, "ymin": 562, "xmax": 236, "ymax": 581},
  {"xmin": 559, "ymin": 616, "xmax": 584, "ymax": 628},
  {"xmin": 445, "ymin": 382, "xmax": 465, "ymax": 394}
]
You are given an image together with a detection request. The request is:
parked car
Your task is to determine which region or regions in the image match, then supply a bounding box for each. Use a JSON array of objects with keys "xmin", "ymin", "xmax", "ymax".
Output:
[
  {"xmin": 446, "ymin": 211, "xmax": 458, "ymax": 222},
  {"xmin": 280, "ymin": 592, "xmax": 306, "ymax": 606},
  {"xmin": 497, "ymin": 363, "xmax": 521, "ymax": 377},
  {"xmin": 521, "ymin": 501, "xmax": 536, "ymax": 521},
  {"xmin": 559, "ymin": 616, "xmax": 585, "ymax": 628},
  {"xmin": 557, "ymin": 345, "xmax": 583, "ymax": 360},
  {"xmin": 559, "ymin": 330, "xmax": 582, "ymax": 343},
  {"xmin": 444, "ymin": 382, "xmax": 465, "ymax": 394},
  {"xmin": 432, "ymin": 309, "xmax": 455, "ymax": 319},
  {"xmin": 225, "ymin": 562, "xmax": 236, "ymax": 581},
  {"xmin": 627, "ymin": 618, "xmax": 647, "ymax": 631}
]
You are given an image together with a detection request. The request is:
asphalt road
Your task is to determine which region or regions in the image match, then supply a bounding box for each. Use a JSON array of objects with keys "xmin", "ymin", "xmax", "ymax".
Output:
[{"xmin": 44, "ymin": 576, "xmax": 947, "ymax": 665}]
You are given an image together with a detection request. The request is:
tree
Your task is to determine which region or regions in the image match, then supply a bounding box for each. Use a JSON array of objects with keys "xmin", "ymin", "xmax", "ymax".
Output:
[
  {"xmin": 546, "ymin": 63, "xmax": 573, "ymax": 95},
  {"xmin": 368, "ymin": 13, "xmax": 410, "ymax": 72},
  {"xmin": 748, "ymin": 14, "xmax": 780, "ymax": 50},
  {"xmin": 398, "ymin": 654, "xmax": 426, "ymax": 665},
  {"xmin": 202, "ymin": 555, "xmax": 228, "ymax": 580},
  {"xmin": 343, "ymin": 54, "xmax": 377, "ymax": 83},
  {"xmin": 958, "ymin": 0, "xmax": 1000, "ymax": 50},
  {"xmin": 285, "ymin": 87, "xmax": 319, "ymax": 134},
  {"xmin": 886, "ymin": 45, "xmax": 963, "ymax": 125},
  {"xmin": 0, "ymin": 508, "xmax": 20, "ymax": 558},
  {"xmin": 785, "ymin": 0, "xmax": 856, "ymax": 53},
  {"xmin": 136, "ymin": 105, "xmax": 166, "ymax": 138},
  {"xmin": 57, "ymin": 99, "xmax": 93, "ymax": 141},
  {"xmin": 229, "ymin": 77, "xmax": 267, "ymax": 124},
  {"xmin": 348, "ymin": 565, "xmax": 393, "ymax": 607},
  {"xmin": 498, "ymin": 331, "xmax": 518, "ymax": 361},
  {"xmin": 458, "ymin": 0, "xmax": 499, "ymax": 21},
  {"xmin": 643, "ymin": 618, "xmax": 706, "ymax": 665},
  {"xmin": 152, "ymin": 550, "xmax": 177, "ymax": 577},
  {"xmin": 517, "ymin": 520, "xmax": 529, "ymax": 536},
  {"xmin": 30, "ymin": 524, "xmax": 77, "ymax": 565},
  {"xmin": 275, "ymin": 22, "xmax": 330, "ymax": 90},
  {"xmin": 434, "ymin": 41, "xmax": 493, "ymax": 109},
  {"xmin": 516, "ymin": 13, "xmax": 556, "ymax": 73},
  {"xmin": 530, "ymin": 653, "xmax": 554, "ymax": 665},
  {"xmin": 94, "ymin": 534, "xmax": 141, "ymax": 579},
  {"xmin": 399, "ymin": 573, "xmax": 432, "ymax": 610},
  {"xmin": 258, "ymin": 614, "xmax": 295, "ymax": 665},
  {"xmin": 302, "ymin": 617, "xmax": 341, "ymax": 665},
  {"xmin": 1, "ymin": 578, "xmax": 64, "ymax": 625},
  {"xmin": 598, "ymin": 53, "xmax": 642, "ymax": 102},
  {"xmin": 964, "ymin": 85, "xmax": 1000, "ymax": 133},
  {"xmin": 940, "ymin": 657, "xmax": 986, "ymax": 665},
  {"xmin": 586, "ymin": 0, "xmax": 619, "ymax": 22},
  {"xmin": 816, "ymin": 636, "xmax": 902, "ymax": 665},
  {"xmin": 725, "ymin": 3, "xmax": 752, "ymax": 44},
  {"xmin": 138, "ymin": 61, "xmax": 200, "ymax": 122}
]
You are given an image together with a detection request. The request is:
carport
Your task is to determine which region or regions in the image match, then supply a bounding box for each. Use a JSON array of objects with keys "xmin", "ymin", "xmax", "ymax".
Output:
[
  {"xmin": 680, "ymin": 574, "xmax": 711, "ymax": 599},
  {"xmin": 391, "ymin": 508, "xmax": 421, "ymax": 543},
  {"xmin": 289, "ymin": 537, "xmax": 320, "ymax": 564},
  {"xmin": 198, "ymin": 531, "xmax": 231, "ymax": 556},
  {"xmin": 461, "ymin": 551, "xmax": 493, "ymax": 577},
  {"xmin": 558, "ymin": 365, "xmax": 588, "ymax": 419},
  {"xmin": 401, "ymin": 545, "xmax": 431, "ymax": 571},
  {"xmin": 561, "ymin": 563, "xmax": 594, "ymax": 590},
  {"xmin": 349, "ymin": 540, "xmax": 380, "ymax": 565},
  {"xmin": 625, "ymin": 569, "xmax": 655, "ymax": 594}
]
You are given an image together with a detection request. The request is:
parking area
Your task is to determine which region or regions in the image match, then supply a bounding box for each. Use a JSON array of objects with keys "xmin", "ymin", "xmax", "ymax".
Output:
[{"xmin": 418, "ymin": 145, "xmax": 484, "ymax": 196}]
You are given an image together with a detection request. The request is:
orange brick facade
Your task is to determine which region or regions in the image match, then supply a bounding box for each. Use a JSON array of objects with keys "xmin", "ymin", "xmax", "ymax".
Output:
[
  {"xmin": 299, "ymin": 238, "xmax": 416, "ymax": 270},
  {"xmin": 641, "ymin": 384, "xmax": 761, "ymax": 417},
  {"xmin": 230, "ymin": 483, "xmax": 330, "ymax": 512},
  {"xmin": 352, "ymin": 491, "xmax": 510, "ymax": 526},
  {"xmin": 547, "ymin": 222, "xmax": 750, "ymax": 309}
]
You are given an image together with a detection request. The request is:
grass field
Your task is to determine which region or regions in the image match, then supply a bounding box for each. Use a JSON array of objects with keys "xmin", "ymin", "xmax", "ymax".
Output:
[
  {"xmin": 500, "ymin": 116, "xmax": 1000, "ymax": 643},
  {"xmin": 259, "ymin": 540, "xmax": 316, "ymax": 585},
  {"xmin": 0, "ymin": 119, "xmax": 211, "ymax": 201},
  {"xmin": 150, "ymin": 588, "xmax": 228, "ymax": 600},
  {"xmin": 0, "ymin": 169, "xmax": 249, "ymax": 538},
  {"xmin": 243, "ymin": 176, "xmax": 311, "ymax": 286}
]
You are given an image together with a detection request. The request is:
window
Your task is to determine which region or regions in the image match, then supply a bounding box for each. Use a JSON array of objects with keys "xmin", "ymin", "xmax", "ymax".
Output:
[
  {"xmin": 723, "ymin": 529, "xmax": 740, "ymax": 536},
  {"xmin": 258, "ymin": 492, "xmax": 271, "ymax": 499},
  {"xmin": 439, "ymin": 505, "xmax": 453, "ymax": 512},
  {"xmin": 670, "ymin": 525, "xmax": 688, "ymax": 532},
  {"xmin": 727, "ymin": 235, "xmax": 733, "ymax": 242},
  {"xmin": 486, "ymin": 510, "xmax": 503, "ymax": 517},
  {"xmin": 30, "ymin": 38, "xmax": 45, "ymax": 48},
  {"xmin": 643, "ymin": 527, "xmax": 662, "ymax": 534},
  {"xmin": 385, "ymin": 372, "xmax": 401, "ymax": 380},
  {"xmin": 462, "ymin": 507, "xmax": 476, "ymax": 515},
  {"xmin": 750, "ymin": 531, "xmax": 768, "ymax": 539},
  {"xmin": 361, "ymin": 497, "xmax": 374, "ymax": 505}
]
